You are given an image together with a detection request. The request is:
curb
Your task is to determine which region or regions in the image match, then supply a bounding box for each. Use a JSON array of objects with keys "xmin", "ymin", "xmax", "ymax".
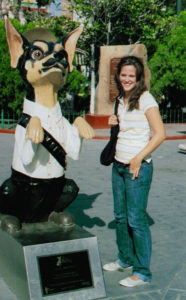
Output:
[
  {"xmin": 93, "ymin": 135, "xmax": 186, "ymax": 141},
  {"xmin": 165, "ymin": 136, "xmax": 186, "ymax": 140},
  {"xmin": 0, "ymin": 129, "xmax": 186, "ymax": 141},
  {"xmin": 0, "ymin": 129, "xmax": 15, "ymax": 134}
]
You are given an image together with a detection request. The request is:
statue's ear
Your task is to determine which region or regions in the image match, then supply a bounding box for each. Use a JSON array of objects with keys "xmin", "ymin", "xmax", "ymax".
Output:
[
  {"xmin": 64, "ymin": 25, "xmax": 83, "ymax": 72},
  {"xmin": 4, "ymin": 18, "xmax": 24, "ymax": 68}
]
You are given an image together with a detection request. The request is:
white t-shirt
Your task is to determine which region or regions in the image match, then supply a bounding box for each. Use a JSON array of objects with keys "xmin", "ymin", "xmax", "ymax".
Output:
[{"xmin": 115, "ymin": 91, "xmax": 158, "ymax": 164}]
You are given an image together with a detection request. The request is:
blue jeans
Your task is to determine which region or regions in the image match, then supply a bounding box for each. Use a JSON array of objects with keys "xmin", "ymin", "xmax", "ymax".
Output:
[{"xmin": 112, "ymin": 160, "xmax": 153, "ymax": 282}]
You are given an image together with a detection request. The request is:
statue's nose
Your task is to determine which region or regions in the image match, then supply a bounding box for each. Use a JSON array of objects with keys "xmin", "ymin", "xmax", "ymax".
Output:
[
  {"xmin": 42, "ymin": 56, "xmax": 68, "ymax": 69},
  {"xmin": 42, "ymin": 58, "xmax": 56, "ymax": 67},
  {"xmin": 54, "ymin": 52, "xmax": 69, "ymax": 68}
]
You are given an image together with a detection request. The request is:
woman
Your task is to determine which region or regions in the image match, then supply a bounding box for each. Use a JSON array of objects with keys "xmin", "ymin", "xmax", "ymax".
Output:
[{"xmin": 103, "ymin": 56, "xmax": 166, "ymax": 287}]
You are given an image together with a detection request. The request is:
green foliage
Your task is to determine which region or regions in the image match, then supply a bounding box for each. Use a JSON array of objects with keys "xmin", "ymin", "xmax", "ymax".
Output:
[
  {"xmin": 34, "ymin": 15, "xmax": 79, "ymax": 39},
  {"xmin": 149, "ymin": 11, "xmax": 186, "ymax": 107},
  {"xmin": 58, "ymin": 68, "xmax": 90, "ymax": 112},
  {"xmin": 0, "ymin": 19, "xmax": 36, "ymax": 116},
  {"xmin": 70, "ymin": 0, "xmax": 176, "ymax": 61}
]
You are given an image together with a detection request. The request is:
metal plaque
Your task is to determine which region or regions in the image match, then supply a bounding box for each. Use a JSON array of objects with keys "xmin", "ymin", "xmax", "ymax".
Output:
[{"xmin": 38, "ymin": 251, "xmax": 93, "ymax": 295}]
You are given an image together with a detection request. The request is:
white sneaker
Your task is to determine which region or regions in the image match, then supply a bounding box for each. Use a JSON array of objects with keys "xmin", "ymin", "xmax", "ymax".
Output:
[
  {"xmin": 178, "ymin": 144, "xmax": 186, "ymax": 152},
  {"xmin": 103, "ymin": 261, "xmax": 132, "ymax": 272},
  {"xmin": 119, "ymin": 276, "xmax": 149, "ymax": 287}
]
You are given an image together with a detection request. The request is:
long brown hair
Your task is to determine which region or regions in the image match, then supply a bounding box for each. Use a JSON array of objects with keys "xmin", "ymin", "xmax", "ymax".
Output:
[{"xmin": 114, "ymin": 56, "xmax": 147, "ymax": 111}]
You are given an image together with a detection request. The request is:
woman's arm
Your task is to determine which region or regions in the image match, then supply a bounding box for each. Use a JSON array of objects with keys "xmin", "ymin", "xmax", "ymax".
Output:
[
  {"xmin": 137, "ymin": 107, "xmax": 166, "ymax": 160},
  {"xmin": 129, "ymin": 107, "xmax": 166, "ymax": 179}
]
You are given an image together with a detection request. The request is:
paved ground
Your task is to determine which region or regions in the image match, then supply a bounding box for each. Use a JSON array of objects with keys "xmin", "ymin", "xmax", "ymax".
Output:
[
  {"xmin": 94, "ymin": 124, "xmax": 186, "ymax": 140},
  {"xmin": 0, "ymin": 124, "xmax": 186, "ymax": 300}
]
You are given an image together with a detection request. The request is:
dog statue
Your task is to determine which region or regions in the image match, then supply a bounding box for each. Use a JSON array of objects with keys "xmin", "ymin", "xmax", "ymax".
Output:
[{"xmin": 0, "ymin": 17, "xmax": 94, "ymax": 233}]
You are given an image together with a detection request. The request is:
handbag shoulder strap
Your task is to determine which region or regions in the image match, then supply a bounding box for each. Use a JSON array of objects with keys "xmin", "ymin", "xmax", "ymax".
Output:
[{"xmin": 114, "ymin": 98, "xmax": 119, "ymax": 115}]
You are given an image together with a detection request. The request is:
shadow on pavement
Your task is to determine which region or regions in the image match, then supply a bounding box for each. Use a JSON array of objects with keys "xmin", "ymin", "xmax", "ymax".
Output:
[{"xmin": 66, "ymin": 193, "xmax": 106, "ymax": 228}]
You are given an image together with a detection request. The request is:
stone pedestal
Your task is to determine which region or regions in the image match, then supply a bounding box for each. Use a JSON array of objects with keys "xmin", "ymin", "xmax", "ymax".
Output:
[
  {"xmin": 85, "ymin": 114, "xmax": 110, "ymax": 129},
  {"xmin": 0, "ymin": 222, "xmax": 106, "ymax": 300}
]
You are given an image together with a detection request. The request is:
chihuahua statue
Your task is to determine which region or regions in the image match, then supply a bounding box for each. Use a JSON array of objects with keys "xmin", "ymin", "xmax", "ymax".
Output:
[{"xmin": 0, "ymin": 18, "xmax": 94, "ymax": 233}]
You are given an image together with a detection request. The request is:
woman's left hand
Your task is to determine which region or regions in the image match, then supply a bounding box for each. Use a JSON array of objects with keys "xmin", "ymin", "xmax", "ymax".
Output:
[{"xmin": 129, "ymin": 156, "xmax": 142, "ymax": 180}]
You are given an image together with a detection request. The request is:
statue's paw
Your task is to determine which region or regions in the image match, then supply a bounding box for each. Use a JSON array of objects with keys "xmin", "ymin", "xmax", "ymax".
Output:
[
  {"xmin": 48, "ymin": 211, "xmax": 75, "ymax": 227},
  {"xmin": 0, "ymin": 215, "xmax": 21, "ymax": 234},
  {"xmin": 26, "ymin": 116, "xmax": 44, "ymax": 144},
  {"xmin": 73, "ymin": 117, "xmax": 95, "ymax": 139}
]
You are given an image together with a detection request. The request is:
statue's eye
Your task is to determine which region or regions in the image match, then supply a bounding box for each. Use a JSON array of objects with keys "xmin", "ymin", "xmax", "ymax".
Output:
[{"xmin": 31, "ymin": 49, "xmax": 43, "ymax": 60}]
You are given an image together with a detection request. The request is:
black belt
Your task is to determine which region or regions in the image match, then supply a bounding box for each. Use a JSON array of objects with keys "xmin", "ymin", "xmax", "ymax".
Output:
[
  {"xmin": 18, "ymin": 113, "xmax": 67, "ymax": 169},
  {"xmin": 11, "ymin": 168, "xmax": 65, "ymax": 184}
]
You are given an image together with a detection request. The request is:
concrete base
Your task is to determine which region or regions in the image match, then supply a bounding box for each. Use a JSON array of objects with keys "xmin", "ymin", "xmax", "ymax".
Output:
[
  {"xmin": 0, "ymin": 222, "xmax": 106, "ymax": 300},
  {"xmin": 85, "ymin": 114, "xmax": 110, "ymax": 129}
]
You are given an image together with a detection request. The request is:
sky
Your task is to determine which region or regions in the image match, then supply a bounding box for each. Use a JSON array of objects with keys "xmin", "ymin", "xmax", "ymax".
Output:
[{"xmin": 48, "ymin": 0, "xmax": 62, "ymax": 16}]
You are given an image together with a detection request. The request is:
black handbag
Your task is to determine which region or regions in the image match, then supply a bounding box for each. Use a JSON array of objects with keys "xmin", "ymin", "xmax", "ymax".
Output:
[{"xmin": 100, "ymin": 99, "xmax": 119, "ymax": 166}]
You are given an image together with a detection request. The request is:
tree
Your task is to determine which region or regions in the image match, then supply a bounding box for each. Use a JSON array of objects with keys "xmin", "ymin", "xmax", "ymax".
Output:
[
  {"xmin": 34, "ymin": 15, "xmax": 80, "ymax": 38},
  {"xmin": 149, "ymin": 11, "xmax": 186, "ymax": 108},
  {"xmin": 69, "ymin": 0, "xmax": 176, "ymax": 62},
  {"xmin": 59, "ymin": 68, "xmax": 90, "ymax": 112},
  {"xmin": 0, "ymin": 19, "xmax": 35, "ymax": 116}
]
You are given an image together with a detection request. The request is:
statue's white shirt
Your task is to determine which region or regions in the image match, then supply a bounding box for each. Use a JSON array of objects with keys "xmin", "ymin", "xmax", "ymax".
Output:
[{"xmin": 12, "ymin": 99, "xmax": 81, "ymax": 179}]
